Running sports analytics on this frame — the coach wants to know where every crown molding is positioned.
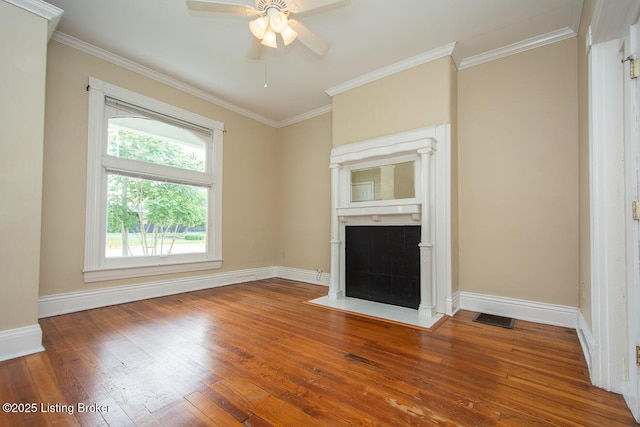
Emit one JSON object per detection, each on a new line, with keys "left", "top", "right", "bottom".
{"left": 325, "top": 42, "right": 458, "bottom": 97}
{"left": 5, "top": 0, "right": 63, "bottom": 39}
{"left": 51, "top": 31, "right": 279, "bottom": 128}
{"left": 51, "top": 5, "right": 583, "bottom": 127}
{"left": 5, "top": 0, "right": 62, "bottom": 22}
{"left": 570, "top": 0, "right": 584, "bottom": 34}
{"left": 590, "top": 0, "right": 640, "bottom": 45}
{"left": 275, "top": 104, "right": 332, "bottom": 128}
{"left": 51, "top": 31, "right": 332, "bottom": 129}
{"left": 458, "top": 27, "right": 576, "bottom": 70}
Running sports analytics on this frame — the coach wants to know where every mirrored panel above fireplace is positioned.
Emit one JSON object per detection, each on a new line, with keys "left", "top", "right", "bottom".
{"left": 350, "top": 161, "right": 414, "bottom": 202}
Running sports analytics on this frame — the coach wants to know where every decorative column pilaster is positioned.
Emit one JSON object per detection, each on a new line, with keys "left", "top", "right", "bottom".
{"left": 418, "top": 147, "right": 436, "bottom": 317}
{"left": 329, "top": 163, "right": 343, "bottom": 299}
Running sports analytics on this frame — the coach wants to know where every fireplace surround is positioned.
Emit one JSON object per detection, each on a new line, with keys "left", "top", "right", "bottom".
{"left": 323, "top": 125, "right": 453, "bottom": 323}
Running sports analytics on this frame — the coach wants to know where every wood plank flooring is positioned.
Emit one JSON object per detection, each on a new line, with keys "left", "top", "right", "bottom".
{"left": 0, "top": 279, "right": 636, "bottom": 426}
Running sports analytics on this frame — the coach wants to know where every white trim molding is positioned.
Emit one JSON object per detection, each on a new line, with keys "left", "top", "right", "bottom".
{"left": 458, "top": 27, "right": 577, "bottom": 70}
{"left": 51, "top": 31, "right": 331, "bottom": 129}
{"left": 326, "top": 43, "right": 458, "bottom": 97}
{"left": 5, "top": 0, "right": 63, "bottom": 39}
{"left": 52, "top": 32, "right": 279, "bottom": 128}
{"left": 39, "top": 266, "right": 331, "bottom": 319}
{"left": 275, "top": 266, "right": 331, "bottom": 286}
{"left": 588, "top": 38, "right": 627, "bottom": 394}
{"left": 446, "top": 291, "right": 461, "bottom": 316}
{"left": 39, "top": 267, "right": 277, "bottom": 318}
{"left": 577, "top": 310, "right": 595, "bottom": 373}
{"left": 275, "top": 105, "right": 332, "bottom": 128}
{"left": 591, "top": 0, "right": 640, "bottom": 45}
{"left": 459, "top": 291, "right": 577, "bottom": 328}
{"left": 40, "top": 266, "right": 336, "bottom": 319}
{"left": 0, "top": 324, "right": 45, "bottom": 362}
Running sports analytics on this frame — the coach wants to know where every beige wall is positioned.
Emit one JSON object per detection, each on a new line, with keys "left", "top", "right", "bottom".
{"left": 0, "top": 2, "right": 48, "bottom": 331}
{"left": 40, "top": 41, "right": 279, "bottom": 296}
{"left": 275, "top": 114, "right": 332, "bottom": 272}
{"left": 458, "top": 38, "right": 579, "bottom": 306}
{"left": 332, "top": 57, "right": 457, "bottom": 147}
{"left": 578, "top": 0, "right": 596, "bottom": 330}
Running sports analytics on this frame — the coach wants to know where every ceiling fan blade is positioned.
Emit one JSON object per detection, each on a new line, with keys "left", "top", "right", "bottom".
{"left": 292, "top": 0, "right": 350, "bottom": 17}
{"left": 186, "top": 0, "right": 259, "bottom": 16}
{"left": 290, "top": 20, "right": 329, "bottom": 56}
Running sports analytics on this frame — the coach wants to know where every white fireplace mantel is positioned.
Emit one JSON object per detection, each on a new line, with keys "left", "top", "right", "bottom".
{"left": 328, "top": 125, "right": 453, "bottom": 319}
{"left": 337, "top": 203, "right": 422, "bottom": 223}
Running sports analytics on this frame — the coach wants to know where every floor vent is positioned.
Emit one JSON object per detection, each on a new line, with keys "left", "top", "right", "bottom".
{"left": 473, "top": 313, "right": 515, "bottom": 329}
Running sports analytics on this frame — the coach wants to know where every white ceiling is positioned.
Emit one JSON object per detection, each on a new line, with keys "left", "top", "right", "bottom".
{"left": 46, "top": 0, "right": 583, "bottom": 127}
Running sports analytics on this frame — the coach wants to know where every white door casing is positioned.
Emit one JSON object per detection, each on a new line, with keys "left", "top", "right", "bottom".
{"left": 623, "top": 16, "right": 640, "bottom": 423}
{"left": 589, "top": 1, "right": 640, "bottom": 420}
{"left": 589, "top": 36, "right": 627, "bottom": 394}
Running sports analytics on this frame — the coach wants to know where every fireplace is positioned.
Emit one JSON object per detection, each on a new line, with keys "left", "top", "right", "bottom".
{"left": 322, "top": 125, "right": 454, "bottom": 323}
{"left": 345, "top": 225, "right": 421, "bottom": 309}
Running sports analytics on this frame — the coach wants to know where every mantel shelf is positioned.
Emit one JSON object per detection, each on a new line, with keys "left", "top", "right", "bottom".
{"left": 337, "top": 204, "right": 421, "bottom": 218}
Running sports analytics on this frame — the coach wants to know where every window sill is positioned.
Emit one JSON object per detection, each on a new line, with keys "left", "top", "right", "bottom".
{"left": 84, "top": 259, "right": 223, "bottom": 283}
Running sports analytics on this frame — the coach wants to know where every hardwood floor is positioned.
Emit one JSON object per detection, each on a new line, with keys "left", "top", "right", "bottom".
{"left": 0, "top": 279, "right": 636, "bottom": 426}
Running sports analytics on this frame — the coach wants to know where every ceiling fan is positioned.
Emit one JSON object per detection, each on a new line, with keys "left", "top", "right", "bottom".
{"left": 186, "top": 0, "right": 349, "bottom": 56}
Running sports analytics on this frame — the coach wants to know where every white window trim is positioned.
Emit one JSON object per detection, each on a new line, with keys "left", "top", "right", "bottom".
{"left": 84, "top": 77, "right": 224, "bottom": 282}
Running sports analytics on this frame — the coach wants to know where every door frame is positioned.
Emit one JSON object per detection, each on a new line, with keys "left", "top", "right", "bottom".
{"left": 588, "top": 1, "right": 640, "bottom": 421}
{"left": 623, "top": 17, "right": 640, "bottom": 423}
{"left": 588, "top": 35, "right": 627, "bottom": 395}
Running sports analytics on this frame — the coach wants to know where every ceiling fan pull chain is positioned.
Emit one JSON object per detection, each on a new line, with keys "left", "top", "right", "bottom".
{"left": 264, "top": 61, "right": 268, "bottom": 88}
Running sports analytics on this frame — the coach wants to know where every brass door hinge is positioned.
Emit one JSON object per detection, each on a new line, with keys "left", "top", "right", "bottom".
{"left": 622, "top": 56, "right": 639, "bottom": 79}
{"left": 636, "top": 346, "right": 640, "bottom": 366}
{"left": 633, "top": 201, "right": 640, "bottom": 220}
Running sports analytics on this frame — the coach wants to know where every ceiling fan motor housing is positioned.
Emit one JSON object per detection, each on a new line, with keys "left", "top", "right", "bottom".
{"left": 255, "top": 0, "right": 291, "bottom": 14}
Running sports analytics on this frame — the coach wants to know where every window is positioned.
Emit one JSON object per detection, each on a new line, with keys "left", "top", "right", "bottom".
{"left": 84, "top": 77, "right": 223, "bottom": 282}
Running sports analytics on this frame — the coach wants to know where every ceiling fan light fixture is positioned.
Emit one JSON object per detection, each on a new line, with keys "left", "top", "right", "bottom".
{"left": 269, "top": 10, "right": 288, "bottom": 33}
{"left": 249, "top": 16, "right": 268, "bottom": 39}
{"left": 187, "top": 0, "right": 335, "bottom": 55}
{"left": 261, "top": 28, "right": 277, "bottom": 48}
{"left": 281, "top": 25, "right": 297, "bottom": 45}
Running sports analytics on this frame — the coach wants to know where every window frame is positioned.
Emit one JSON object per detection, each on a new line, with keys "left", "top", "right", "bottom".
{"left": 84, "top": 77, "right": 223, "bottom": 282}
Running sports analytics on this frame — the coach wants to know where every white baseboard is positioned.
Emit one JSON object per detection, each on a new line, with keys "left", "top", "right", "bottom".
{"left": 459, "top": 291, "right": 577, "bottom": 328}
{"left": 39, "top": 266, "right": 277, "bottom": 318}
{"left": 446, "top": 291, "right": 461, "bottom": 316}
{"left": 38, "top": 266, "right": 332, "bottom": 319}
{"left": 576, "top": 309, "right": 594, "bottom": 372}
{"left": 0, "top": 324, "right": 44, "bottom": 362}
{"left": 38, "top": 271, "right": 578, "bottom": 330}
{"left": 275, "top": 266, "right": 331, "bottom": 286}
